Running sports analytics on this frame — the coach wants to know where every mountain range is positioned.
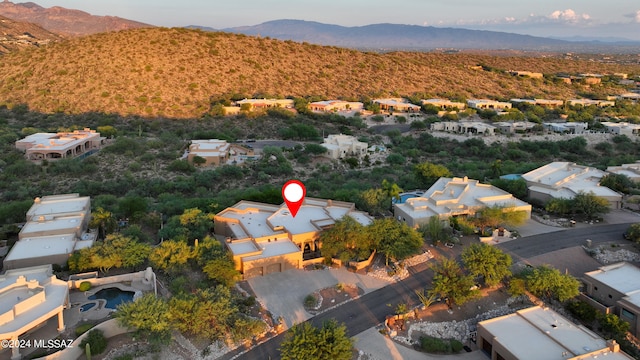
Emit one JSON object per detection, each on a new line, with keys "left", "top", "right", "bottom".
{"left": 0, "top": 27, "right": 634, "bottom": 119}
{"left": 216, "top": 20, "right": 640, "bottom": 52}
{"left": 0, "top": 1, "right": 150, "bottom": 37}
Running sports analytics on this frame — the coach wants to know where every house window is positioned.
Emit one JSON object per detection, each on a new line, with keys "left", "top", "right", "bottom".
{"left": 622, "top": 308, "right": 636, "bottom": 320}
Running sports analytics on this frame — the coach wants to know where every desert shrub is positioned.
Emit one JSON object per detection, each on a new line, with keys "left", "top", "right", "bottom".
{"left": 566, "top": 300, "right": 598, "bottom": 323}
{"left": 75, "top": 323, "right": 95, "bottom": 336}
{"left": 450, "top": 339, "right": 463, "bottom": 353}
{"left": 80, "top": 329, "right": 107, "bottom": 354}
{"left": 420, "top": 336, "right": 449, "bottom": 353}
{"left": 304, "top": 294, "right": 317, "bottom": 308}
{"left": 78, "top": 281, "right": 92, "bottom": 292}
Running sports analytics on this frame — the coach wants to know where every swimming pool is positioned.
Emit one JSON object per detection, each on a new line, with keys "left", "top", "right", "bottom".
{"left": 79, "top": 302, "right": 96, "bottom": 312}
{"left": 392, "top": 191, "right": 425, "bottom": 204}
{"left": 88, "top": 287, "right": 134, "bottom": 309}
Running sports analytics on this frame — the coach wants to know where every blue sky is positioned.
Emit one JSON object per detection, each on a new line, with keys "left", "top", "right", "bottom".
{"left": 29, "top": 0, "right": 640, "bottom": 40}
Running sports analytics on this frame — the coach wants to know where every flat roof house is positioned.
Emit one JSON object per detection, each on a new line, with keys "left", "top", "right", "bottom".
{"left": 3, "top": 194, "right": 95, "bottom": 270}
{"left": 309, "top": 100, "right": 363, "bottom": 113}
{"left": 214, "top": 198, "right": 373, "bottom": 279}
{"left": 600, "top": 122, "right": 640, "bottom": 137}
{"left": 542, "top": 122, "right": 588, "bottom": 134}
{"left": 607, "top": 162, "right": 640, "bottom": 182}
{"left": 567, "top": 99, "right": 615, "bottom": 107}
{"left": 0, "top": 265, "right": 69, "bottom": 360}
{"left": 186, "top": 139, "right": 256, "bottom": 167}
{"left": 430, "top": 121, "right": 496, "bottom": 135}
{"left": 15, "top": 128, "right": 105, "bottom": 162}
{"left": 235, "top": 98, "right": 295, "bottom": 111}
{"left": 393, "top": 177, "right": 531, "bottom": 228}
{"left": 522, "top": 162, "right": 622, "bottom": 209}
{"left": 420, "top": 98, "right": 467, "bottom": 110}
{"left": 507, "top": 70, "right": 544, "bottom": 79}
{"left": 582, "top": 262, "right": 640, "bottom": 337}
{"left": 510, "top": 98, "right": 564, "bottom": 108}
{"left": 467, "top": 99, "right": 512, "bottom": 111}
{"left": 372, "top": 98, "right": 421, "bottom": 113}
{"left": 493, "top": 121, "right": 537, "bottom": 134}
{"left": 478, "top": 306, "right": 633, "bottom": 360}
{"left": 321, "top": 134, "right": 368, "bottom": 159}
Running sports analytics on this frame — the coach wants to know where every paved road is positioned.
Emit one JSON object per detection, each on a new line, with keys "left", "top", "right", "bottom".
{"left": 497, "top": 222, "right": 631, "bottom": 260}
{"left": 237, "top": 222, "right": 632, "bottom": 359}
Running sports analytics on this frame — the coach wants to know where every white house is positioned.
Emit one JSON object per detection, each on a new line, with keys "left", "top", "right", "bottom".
{"left": 522, "top": 162, "right": 622, "bottom": 208}
{"left": 420, "top": 98, "right": 466, "bottom": 110}
{"left": 467, "top": 99, "right": 512, "bottom": 110}
{"left": 601, "top": 122, "right": 640, "bottom": 136}
{"left": 321, "top": 134, "right": 368, "bottom": 159}
{"left": 542, "top": 122, "right": 588, "bottom": 134}
{"left": 393, "top": 177, "right": 531, "bottom": 228}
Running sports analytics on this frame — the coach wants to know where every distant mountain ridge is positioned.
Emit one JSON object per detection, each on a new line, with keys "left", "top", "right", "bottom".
{"left": 211, "top": 19, "right": 640, "bottom": 52}
{"left": 0, "top": 1, "right": 151, "bottom": 37}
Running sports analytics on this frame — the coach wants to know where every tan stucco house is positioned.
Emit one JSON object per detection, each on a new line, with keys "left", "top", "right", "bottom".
{"left": 214, "top": 198, "right": 372, "bottom": 279}
{"left": 15, "top": 129, "right": 105, "bottom": 162}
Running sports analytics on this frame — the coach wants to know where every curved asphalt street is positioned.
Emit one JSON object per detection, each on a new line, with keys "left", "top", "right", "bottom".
{"left": 235, "top": 222, "right": 632, "bottom": 360}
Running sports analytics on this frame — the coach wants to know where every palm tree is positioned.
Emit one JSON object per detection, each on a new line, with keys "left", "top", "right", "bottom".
{"left": 90, "top": 207, "right": 116, "bottom": 240}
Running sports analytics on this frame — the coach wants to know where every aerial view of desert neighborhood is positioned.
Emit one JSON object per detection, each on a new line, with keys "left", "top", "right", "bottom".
{"left": 1, "top": 1, "right": 640, "bottom": 360}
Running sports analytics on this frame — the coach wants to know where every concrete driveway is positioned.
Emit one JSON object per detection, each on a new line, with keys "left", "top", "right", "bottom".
{"left": 248, "top": 268, "right": 391, "bottom": 328}
{"left": 353, "top": 327, "right": 487, "bottom": 360}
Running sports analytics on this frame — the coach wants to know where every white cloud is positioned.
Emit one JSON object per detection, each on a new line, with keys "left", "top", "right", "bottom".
{"left": 548, "top": 9, "right": 590, "bottom": 23}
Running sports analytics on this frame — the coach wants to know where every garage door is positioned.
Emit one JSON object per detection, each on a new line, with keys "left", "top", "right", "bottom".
{"left": 244, "top": 267, "right": 263, "bottom": 279}
{"left": 265, "top": 263, "right": 282, "bottom": 275}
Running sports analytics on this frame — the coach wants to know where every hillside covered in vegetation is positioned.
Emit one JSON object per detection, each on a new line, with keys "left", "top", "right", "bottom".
{"left": 0, "top": 27, "right": 635, "bottom": 119}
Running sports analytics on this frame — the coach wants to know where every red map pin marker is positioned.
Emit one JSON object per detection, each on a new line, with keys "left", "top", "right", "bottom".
{"left": 282, "top": 180, "right": 306, "bottom": 218}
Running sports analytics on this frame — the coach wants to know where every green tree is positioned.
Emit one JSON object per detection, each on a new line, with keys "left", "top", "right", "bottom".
{"left": 115, "top": 293, "right": 171, "bottom": 341}
{"left": 462, "top": 243, "right": 512, "bottom": 287}
{"left": 89, "top": 207, "right": 117, "bottom": 240}
{"left": 358, "top": 188, "right": 388, "bottom": 216}
{"left": 490, "top": 179, "right": 528, "bottom": 200}
{"left": 304, "top": 143, "right": 327, "bottom": 155}
{"left": 320, "top": 216, "right": 372, "bottom": 263}
{"left": 525, "top": 265, "right": 580, "bottom": 302}
{"left": 414, "top": 162, "right": 452, "bottom": 187}
{"left": 168, "top": 287, "right": 237, "bottom": 340}
{"left": 429, "top": 258, "right": 479, "bottom": 308}
{"left": 118, "top": 196, "right": 148, "bottom": 219}
{"left": 203, "top": 257, "right": 240, "bottom": 287}
{"left": 625, "top": 223, "right": 640, "bottom": 243}
{"left": 280, "top": 320, "right": 353, "bottom": 360}
{"left": 598, "top": 313, "right": 630, "bottom": 340}
{"left": 545, "top": 198, "right": 573, "bottom": 216}
{"left": 192, "top": 155, "right": 207, "bottom": 167}
{"left": 97, "top": 125, "right": 117, "bottom": 138}
{"left": 600, "top": 173, "right": 635, "bottom": 194}
{"left": 368, "top": 218, "right": 423, "bottom": 265}
{"left": 381, "top": 179, "right": 403, "bottom": 202}
{"left": 419, "top": 216, "right": 449, "bottom": 245}
{"left": 178, "top": 208, "right": 213, "bottom": 241}
{"left": 149, "top": 240, "right": 195, "bottom": 273}
{"left": 572, "top": 191, "right": 610, "bottom": 220}
{"left": 475, "top": 205, "right": 528, "bottom": 232}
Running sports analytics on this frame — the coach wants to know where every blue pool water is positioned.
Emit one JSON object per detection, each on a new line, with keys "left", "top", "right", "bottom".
{"left": 88, "top": 288, "right": 134, "bottom": 309}
{"left": 79, "top": 303, "right": 96, "bottom": 312}
{"left": 392, "top": 192, "right": 425, "bottom": 204}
